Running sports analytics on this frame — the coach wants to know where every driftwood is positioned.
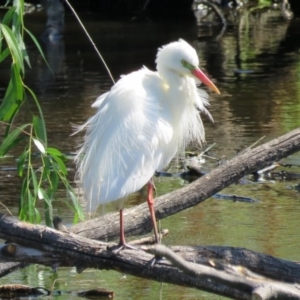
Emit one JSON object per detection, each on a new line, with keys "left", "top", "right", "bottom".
{"left": 71, "top": 127, "right": 300, "bottom": 241}
{"left": 0, "top": 284, "right": 49, "bottom": 298}
{"left": 0, "top": 261, "right": 28, "bottom": 278}
{"left": 0, "top": 283, "right": 114, "bottom": 299}
{"left": 1, "top": 128, "right": 300, "bottom": 299}
{"left": 0, "top": 214, "right": 300, "bottom": 299}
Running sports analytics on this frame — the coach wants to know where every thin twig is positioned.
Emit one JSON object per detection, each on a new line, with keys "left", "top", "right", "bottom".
{"left": 64, "top": 0, "right": 115, "bottom": 84}
{"left": 198, "top": 142, "right": 216, "bottom": 157}
{"left": 242, "top": 136, "right": 266, "bottom": 153}
{"left": 0, "top": 202, "right": 13, "bottom": 216}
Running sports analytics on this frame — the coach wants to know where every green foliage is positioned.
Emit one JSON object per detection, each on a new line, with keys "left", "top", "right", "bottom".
{"left": 250, "top": 0, "right": 272, "bottom": 11}
{"left": 0, "top": 0, "right": 84, "bottom": 226}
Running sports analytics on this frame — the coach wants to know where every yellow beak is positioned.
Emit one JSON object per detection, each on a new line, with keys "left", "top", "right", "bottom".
{"left": 192, "top": 67, "right": 220, "bottom": 94}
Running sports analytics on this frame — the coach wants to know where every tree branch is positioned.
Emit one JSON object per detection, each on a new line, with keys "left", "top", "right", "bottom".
{"left": 0, "top": 214, "right": 300, "bottom": 299}
{"left": 71, "top": 127, "right": 300, "bottom": 241}
{"left": 1, "top": 129, "right": 300, "bottom": 299}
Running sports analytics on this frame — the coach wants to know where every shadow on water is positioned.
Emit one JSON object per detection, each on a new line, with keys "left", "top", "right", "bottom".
{"left": 1, "top": 3, "right": 300, "bottom": 299}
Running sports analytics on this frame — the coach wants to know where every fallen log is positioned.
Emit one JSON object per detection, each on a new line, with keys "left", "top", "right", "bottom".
{"left": 71, "top": 127, "right": 300, "bottom": 241}
{"left": 0, "top": 284, "right": 114, "bottom": 299}
{"left": 0, "top": 214, "right": 300, "bottom": 299}
{"left": 0, "top": 284, "right": 49, "bottom": 298}
{"left": 146, "top": 244, "right": 300, "bottom": 300}
{"left": 0, "top": 261, "right": 28, "bottom": 278}
{"left": 1, "top": 128, "right": 300, "bottom": 298}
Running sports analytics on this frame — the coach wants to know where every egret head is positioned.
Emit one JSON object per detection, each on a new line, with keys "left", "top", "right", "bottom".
{"left": 156, "top": 39, "right": 220, "bottom": 94}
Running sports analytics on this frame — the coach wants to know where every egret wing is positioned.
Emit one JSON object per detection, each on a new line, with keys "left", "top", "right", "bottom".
{"left": 76, "top": 68, "right": 174, "bottom": 211}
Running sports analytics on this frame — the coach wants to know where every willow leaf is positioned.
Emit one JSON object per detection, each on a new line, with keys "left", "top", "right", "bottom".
{"left": 0, "top": 124, "right": 29, "bottom": 157}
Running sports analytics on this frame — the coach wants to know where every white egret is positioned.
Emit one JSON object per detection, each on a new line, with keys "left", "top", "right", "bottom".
{"left": 75, "top": 39, "right": 220, "bottom": 247}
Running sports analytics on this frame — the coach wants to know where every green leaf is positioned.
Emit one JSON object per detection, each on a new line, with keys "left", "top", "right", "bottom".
{"left": 33, "top": 138, "right": 46, "bottom": 154}
{"left": 0, "top": 124, "right": 29, "bottom": 157}
{"left": 49, "top": 170, "right": 59, "bottom": 191}
{"left": 51, "top": 154, "right": 67, "bottom": 175}
{"left": 11, "top": 63, "right": 23, "bottom": 100}
{"left": 18, "top": 38, "right": 31, "bottom": 68}
{"left": 27, "top": 189, "right": 34, "bottom": 222}
{"left": 42, "top": 156, "right": 51, "bottom": 179}
{"left": 0, "top": 80, "right": 19, "bottom": 122}
{"left": 25, "top": 28, "right": 49, "bottom": 71}
{"left": 0, "top": 47, "right": 10, "bottom": 63}
{"left": 13, "top": 0, "right": 24, "bottom": 22}
{"left": 32, "top": 115, "right": 46, "bottom": 144}
{"left": 47, "top": 147, "right": 63, "bottom": 157}
{"left": 0, "top": 24, "right": 24, "bottom": 74}
{"left": 37, "top": 187, "right": 44, "bottom": 200}
{"left": 26, "top": 87, "right": 47, "bottom": 145}
{"left": 22, "top": 47, "right": 31, "bottom": 68}
{"left": 30, "top": 167, "right": 38, "bottom": 198}
{"left": 17, "top": 149, "right": 28, "bottom": 177}
{"left": 34, "top": 208, "right": 41, "bottom": 224}
{"left": 41, "top": 188, "right": 52, "bottom": 205}
{"left": 3, "top": 104, "right": 23, "bottom": 138}
{"left": 12, "top": 0, "right": 24, "bottom": 37}
{"left": 39, "top": 187, "right": 53, "bottom": 227}
{"left": 68, "top": 189, "right": 84, "bottom": 222}
{"left": 19, "top": 177, "right": 27, "bottom": 215}
{"left": 2, "top": 6, "right": 16, "bottom": 25}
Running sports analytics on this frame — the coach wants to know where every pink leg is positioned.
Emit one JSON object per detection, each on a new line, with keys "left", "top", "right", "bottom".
{"left": 147, "top": 181, "right": 159, "bottom": 243}
{"left": 114, "top": 209, "right": 136, "bottom": 252}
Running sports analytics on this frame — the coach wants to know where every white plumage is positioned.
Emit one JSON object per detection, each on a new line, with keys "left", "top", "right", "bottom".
{"left": 75, "top": 39, "right": 220, "bottom": 246}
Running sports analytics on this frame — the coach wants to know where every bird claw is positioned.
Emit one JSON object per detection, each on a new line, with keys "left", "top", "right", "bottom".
{"left": 111, "top": 243, "right": 138, "bottom": 254}
{"left": 147, "top": 255, "right": 163, "bottom": 268}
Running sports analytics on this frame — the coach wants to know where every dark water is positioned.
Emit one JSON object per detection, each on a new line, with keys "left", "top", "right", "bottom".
{"left": 1, "top": 5, "right": 300, "bottom": 300}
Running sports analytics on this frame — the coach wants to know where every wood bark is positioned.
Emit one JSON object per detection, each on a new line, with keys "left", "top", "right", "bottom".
{"left": 0, "top": 261, "right": 28, "bottom": 278}
{"left": 1, "top": 128, "right": 300, "bottom": 299}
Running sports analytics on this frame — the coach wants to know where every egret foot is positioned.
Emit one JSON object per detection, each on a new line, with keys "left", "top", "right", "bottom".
{"left": 147, "top": 255, "right": 164, "bottom": 268}
{"left": 140, "top": 244, "right": 164, "bottom": 267}
{"left": 112, "top": 243, "right": 138, "bottom": 254}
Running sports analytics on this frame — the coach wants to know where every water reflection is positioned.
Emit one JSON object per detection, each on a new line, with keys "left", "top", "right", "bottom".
{"left": 1, "top": 4, "right": 300, "bottom": 300}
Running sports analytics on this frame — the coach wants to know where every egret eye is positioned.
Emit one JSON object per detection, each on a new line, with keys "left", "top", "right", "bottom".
{"left": 181, "top": 59, "right": 188, "bottom": 67}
